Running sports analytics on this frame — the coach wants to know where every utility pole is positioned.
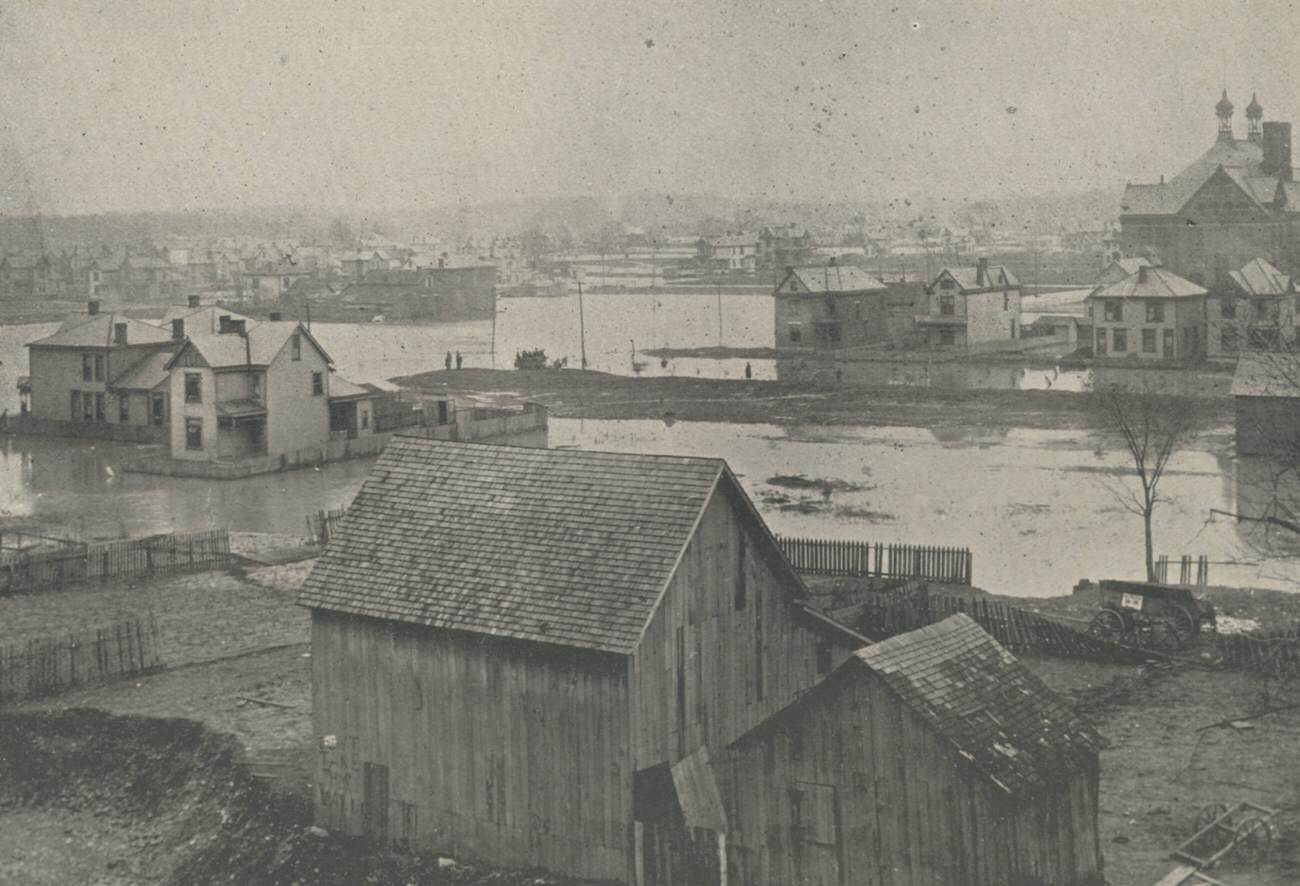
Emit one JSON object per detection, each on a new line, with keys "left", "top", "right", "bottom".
{"left": 715, "top": 281, "right": 724, "bottom": 347}
{"left": 490, "top": 290, "right": 497, "bottom": 369}
{"left": 577, "top": 279, "right": 588, "bottom": 369}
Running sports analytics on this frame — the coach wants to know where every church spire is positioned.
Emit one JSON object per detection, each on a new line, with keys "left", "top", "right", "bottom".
{"left": 1246, "top": 92, "right": 1264, "bottom": 142}
{"left": 1217, "top": 89, "right": 1235, "bottom": 141}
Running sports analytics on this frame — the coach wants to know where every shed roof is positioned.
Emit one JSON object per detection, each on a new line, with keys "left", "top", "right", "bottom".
{"left": 1231, "top": 353, "right": 1300, "bottom": 398}
{"left": 297, "top": 438, "right": 800, "bottom": 655}
{"left": 785, "top": 265, "right": 886, "bottom": 295}
{"left": 854, "top": 614, "right": 1099, "bottom": 796}
{"left": 1089, "top": 266, "right": 1206, "bottom": 300}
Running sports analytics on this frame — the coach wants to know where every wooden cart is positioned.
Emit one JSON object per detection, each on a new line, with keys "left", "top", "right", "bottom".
{"left": 1088, "top": 580, "right": 1216, "bottom": 650}
{"left": 1154, "top": 801, "right": 1275, "bottom": 885}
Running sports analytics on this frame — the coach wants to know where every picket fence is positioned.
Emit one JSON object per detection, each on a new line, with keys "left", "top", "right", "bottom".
{"left": 306, "top": 509, "right": 348, "bottom": 547}
{"left": 0, "top": 530, "right": 231, "bottom": 594}
{"left": 0, "top": 615, "right": 162, "bottom": 702}
{"left": 778, "top": 536, "right": 973, "bottom": 585}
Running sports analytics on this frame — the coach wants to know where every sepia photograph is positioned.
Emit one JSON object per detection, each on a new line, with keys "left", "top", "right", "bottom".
{"left": 2, "top": 1, "right": 1300, "bottom": 883}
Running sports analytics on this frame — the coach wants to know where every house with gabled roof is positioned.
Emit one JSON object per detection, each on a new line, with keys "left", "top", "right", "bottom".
{"left": 297, "top": 441, "right": 1101, "bottom": 885}
{"left": 918, "top": 258, "right": 1022, "bottom": 347}
{"left": 1086, "top": 265, "right": 1208, "bottom": 360}
{"left": 1207, "top": 257, "right": 1298, "bottom": 357}
{"left": 773, "top": 261, "right": 889, "bottom": 348}
{"left": 724, "top": 614, "right": 1101, "bottom": 886}
{"left": 298, "top": 439, "right": 867, "bottom": 883}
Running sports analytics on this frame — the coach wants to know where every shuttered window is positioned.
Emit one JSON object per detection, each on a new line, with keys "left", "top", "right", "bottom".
{"left": 792, "top": 782, "right": 838, "bottom": 847}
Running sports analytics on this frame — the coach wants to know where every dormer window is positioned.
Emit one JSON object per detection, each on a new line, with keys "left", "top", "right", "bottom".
{"left": 939, "top": 277, "right": 955, "bottom": 290}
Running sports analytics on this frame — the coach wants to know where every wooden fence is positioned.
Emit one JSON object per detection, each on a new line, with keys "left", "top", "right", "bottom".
{"left": 1211, "top": 628, "right": 1300, "bottom": 678}
{"left": 306, "top": 509, "right": 348, "bottom": 547}
{"left": 778, "top": 536, "right": 973, "bottom": 585}
{"left": 0, "top": 530, "right": 231, "bottom": 594}
{"left": 0, "top": 615, "right": 162, "bottom": 702}
{"left": 835, "top": 586, "right": 1150, "bottom": 664}
{"left": 1154, "top": 554, "right": 1210, "bottom": 586}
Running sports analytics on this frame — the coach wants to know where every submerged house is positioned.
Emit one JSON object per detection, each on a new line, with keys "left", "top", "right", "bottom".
{"left": 298, "top": 440, "right": 1102, "bottom": 886}
{"left": 772, "top": 263, "right": 890, "bottom": 349}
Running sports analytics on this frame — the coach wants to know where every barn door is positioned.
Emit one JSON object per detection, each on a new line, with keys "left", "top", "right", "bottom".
{"left": 642, "top": 821, "right": 720, "bottom": 886}
{"left": 792, "top": 782, "right": 842, "bottom": 886}
{"left": 362, "top": 762, "right": 389, "bottom": 841}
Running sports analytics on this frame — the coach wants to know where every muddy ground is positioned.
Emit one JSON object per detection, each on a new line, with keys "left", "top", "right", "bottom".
{"left": 393, "top": 368, "right": 1234, "bottom": 432}
{"left": 3, "top": 550, "right": 1300, "bottom": 884}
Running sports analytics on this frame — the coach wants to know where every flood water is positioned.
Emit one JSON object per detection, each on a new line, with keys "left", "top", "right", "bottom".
{"left": 1, "top": 414, "right": 1296, "bottom": 598}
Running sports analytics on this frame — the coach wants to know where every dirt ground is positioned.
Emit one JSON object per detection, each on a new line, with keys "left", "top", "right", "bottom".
{"left": 4, "top": 542, "right": 1300, "bottom": 885}
{"left": 393, "top": 367, "right": 1235, "bottom": 432}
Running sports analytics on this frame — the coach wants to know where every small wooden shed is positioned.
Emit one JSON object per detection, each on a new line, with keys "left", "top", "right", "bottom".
{"left": 722, "top": 614, "right": 1103, "bottom": 886}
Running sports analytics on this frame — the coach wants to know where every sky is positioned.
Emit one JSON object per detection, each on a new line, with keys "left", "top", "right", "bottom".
{"left": 1, "top": 0, "right": 1299, "bottom": 216}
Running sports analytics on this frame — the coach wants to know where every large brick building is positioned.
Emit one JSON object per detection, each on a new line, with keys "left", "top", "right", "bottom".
{"left": 1120, "top": 92, "right": 1300, "bottom": 285}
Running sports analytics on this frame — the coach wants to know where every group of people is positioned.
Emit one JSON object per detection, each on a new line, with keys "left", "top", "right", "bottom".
{"left": 444, "top": 351, "right": 463, "bottom": 370}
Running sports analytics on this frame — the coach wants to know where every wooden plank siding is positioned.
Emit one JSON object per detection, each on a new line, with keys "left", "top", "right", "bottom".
{"left": 629, "top": 484, "right": 855, "bottom": 772}
{"left": 721, "top": 667, "right": 1102, "bottom": 886}
{"left": 311, "top": 612, "right": 632, "bottom": 881}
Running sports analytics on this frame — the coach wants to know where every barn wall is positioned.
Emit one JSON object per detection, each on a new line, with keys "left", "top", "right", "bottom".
{"left": 721, "top": 668, "right": 1102, "bottom": 886}
{"left": 311, "top": 612, "right": 633, "bottom": 882}
{"left": 630, "top": 483, "right": 852, "bottom": 771}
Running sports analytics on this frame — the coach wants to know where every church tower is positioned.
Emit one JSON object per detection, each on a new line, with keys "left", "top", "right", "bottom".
{"left": 1246, "top": 92, "right": 1264, "bottom": 143}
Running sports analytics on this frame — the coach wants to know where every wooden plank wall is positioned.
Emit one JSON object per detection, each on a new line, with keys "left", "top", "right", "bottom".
{"left": 0, "top": 615, "right": 163, "bottom": 702}
{"left": 719, "top": 669, "right": 1102, "bottom": 886}
{"left": 311, "top": 613, "right": 632, "bottom": 882}
{"left": 630, "top": 486, "right": 856, "bottom": 772}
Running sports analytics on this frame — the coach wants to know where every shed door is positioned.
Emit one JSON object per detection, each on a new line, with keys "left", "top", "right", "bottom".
{"left": 362, "top": 762, "right": 389, "bottom": 841}
{"left": 792, "top": 782, "right": 842, "bottom": 886}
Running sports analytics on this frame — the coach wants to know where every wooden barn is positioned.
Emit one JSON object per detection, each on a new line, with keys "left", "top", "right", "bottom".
{"left": 297, "top": 437, "right": 865, "bottom": 883}
{"left": 297, "top": 437, "right": 1101, "bottom": 886}
{"left": 724, "top": 614, "right": 1102, "bottom": 886}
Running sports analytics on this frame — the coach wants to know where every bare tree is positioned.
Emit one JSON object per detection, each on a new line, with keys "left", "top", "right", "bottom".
{"left": 1097, "top": 387, "right": 1195, "bottom": 581}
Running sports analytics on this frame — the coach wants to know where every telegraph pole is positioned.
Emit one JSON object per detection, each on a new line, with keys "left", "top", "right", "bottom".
{"left": 577, "top": 279, "right": 588, "bottom": 369}
{"left": 715, "top": 281, "right": 724, "bottom": 346}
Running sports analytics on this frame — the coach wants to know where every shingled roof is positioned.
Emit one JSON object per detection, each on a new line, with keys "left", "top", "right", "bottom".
{"left": 784, "top": 265, "right": 886, "bottom": 295}
{"left": 1120, "top": 138, "right": 1268, "bottom": 216}
{"left": 1089, "top": 266, "right": 1206, "bottom": 300}
{"left": 298, "top": 439, "right": 801, "bottom": 654}
{"left": 854, "top": 614, "right": 1099, "bottom": 796}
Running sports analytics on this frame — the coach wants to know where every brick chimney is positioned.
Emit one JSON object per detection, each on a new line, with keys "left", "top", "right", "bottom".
{"left": 218, "top": 314, "right": 233, "bottom": 333}
{"left": 976, "top": 257, "right": 989, "bottom": 287}
{"left": 113, "top": 322, "right": 127, "bottom": 345}
{"left": 1263, "top": 121, "right": 1293, "bottom": 181}
{"left": 87, "top": 299, "right": 100, "bottom": 316}
{"left": 171, "top": 319, "right": 184, "bottom": 340}
{"left": 269, "top": 311, "right": 283, "bottom": 321}
{"left": 1138, "top": 265, "right": 1150, "bottom": 283}
{"left": 187, "top": 294, "right": 201, "bottom": 308}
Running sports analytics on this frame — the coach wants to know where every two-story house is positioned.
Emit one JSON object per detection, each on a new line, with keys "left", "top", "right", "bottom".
{"left": 242, "top": 258, "right": 312, "bottom": 303}
{"left": 164, "top": 319, "right": 337, "bottom": 461}
{"left": 772, "top": 262, "right": 889, "bottom": 348}
{"left": 917, "top": 258, "right": 1022, "bottom": 347}
{"left": 1206, "top": 257, "right": 1297, "bottom": 357}
{"left": 1086, "top": 264, "right": 1208, "bottom": 360}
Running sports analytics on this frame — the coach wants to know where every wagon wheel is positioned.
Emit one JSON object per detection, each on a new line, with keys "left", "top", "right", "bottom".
{"left": 1151, "top": 617, "right": 1191, "bottom": 651}
{"left": 1234, "top": 816, "right": 1272, "bottom": 863}
{"left": 1089, "top": 609, "right": 1126, "bottom": 643}
{"left": 1170, "top": 607, "right": 1197, "bottom": 645}
{"left": 1193, "top": 801, "right": 1230, "bottom": 834}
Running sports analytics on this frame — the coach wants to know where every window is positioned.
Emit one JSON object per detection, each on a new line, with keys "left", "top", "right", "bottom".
{"left": 151, "top": 393, "right": 165, "bottom": 426}
{"left": 939, "top": 295, "right": 955, "bottom": 315}
{"left": 1095, "top": 329, "right": 1107, "bottom": 355}
{"left": 1003, "top": 292, "right": 1009, "bottom": 311}
{"left": 1146, "top": 301, "right": 1165, "bottom": 323}
{"left": 1104, "top": 300, "right": 1123, "bottom": 322}
{"left": 361, "top": 408, "right": 370, "bottom": 430}
{"left": 854, "top": 301, "right": 862, "bottom": 320}
{"left": 312, "top": 371, "right": 324, "bottom": 396}
{"left": 734, "top": 532, "right": 747, "bottom": 610}
{"left": 788, "top": 323, "right": 802, "bottom": 343}
{"left": 82, "top": 393, "right": 94, "bottom": 422}
{"left": 938, "top": 328, "right": 955, "bottom": 346}
{"left": 94, "top": 355, "right": 104, "bottom": 381}
{"left": 1163, "top": 327, "right": 1175, "bottom": 356}
{"left": 291, "top": 334, "right": 302, "bottom": 361}
{"left": 184, "top": 372, "right": 202, "bottom": 403}
{"left": 1113, "top": 328, "right": 1127, "bottom": 353}
{"left": 94, "top": 392, "right": 105, "bottom": 422}
{"left": 250, "top": 373, "right": 262, "bottom": 400}
{"left": 1142, "top": 328, "right": 1157, "bottom": 353}
{"left": 70, "top": 390, "right": 81, "bottom": 420}
{"left": 939, "top": 277, "right": 955, "bottom": 290}
{"left": 82, "top": 354, "right": 92, "bottom": 381}
{"left": 185, "top": 417, "right": 203, "bottom": 451}
{"left": 118, "top": 394, "right": 130, "bottom": 423}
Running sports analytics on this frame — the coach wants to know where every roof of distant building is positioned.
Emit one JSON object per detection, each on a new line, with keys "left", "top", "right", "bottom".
{"left": 297, "top": 438, "right": 805, "bottom": 655}
{"left": 853, "top": 614, "right": 1099, "bottom": 796}
{"left": 168, "top": 321, "right": 329, "bottom": 369}
{"left": 1090, "top": 266, "right": 1206, "bottom": 299}
{"left": 110, "top": 349, "right": 175, "bottom": 391}
{"left": 1120, "top": 138, "right": 1284, "bottom": 217}
{"left": 28, "top": 314, "right": 175, "bottom": 349}
{"left": 1229, "top": 257, "right": 1292, "bottom": 296}
{"left": 934, "top": 264, "right": 1020, "bottom": 291}
{"left": 783, "top": 265, "right": 887, "bottom": 294}
{"left": 1231, "top": 353, "right": 1300, "bottom": 398}
{"left": 156, "top": 305, "right": 257, "bottom": 335}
